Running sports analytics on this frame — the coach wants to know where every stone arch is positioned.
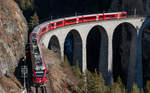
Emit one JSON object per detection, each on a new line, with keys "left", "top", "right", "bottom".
{"left": 64, "top": 29, "right": 82, "bottom": 71}
{"left": 48, "top": 35, "right": 61, "bottom": 54}
{"left": 112, "top": 22, "right": 137, "bottom": 89}
{"left": 86, "top": 25, "right": 108, "bottom": 80}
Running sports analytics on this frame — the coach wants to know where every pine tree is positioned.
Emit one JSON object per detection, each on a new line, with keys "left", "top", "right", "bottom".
{"left": 15, "top": 0, "right": 34, "bottom": 11}
{"left": 140, "top": 89, "right": 144, "bottom": 93}
{"left": 15, "top": 0, "right": 35, "bottom": 22}
{"left": 72, "top": 61, "right": 82, "bottom": 79}
{"left": 117, "top": 77, "right": 126, "bottom": 93}
{"left": 110, "top": 82, "right": 123, "bottom": 93}
{"left": 145, "top": 81, "right": 150, "bottom": 93}
{"left": 109, "top": 77, "right": 126, "bottom": 93}
{"left": 130, "top": 83, "right": 140, "bottom": 93}
{"left": 86, "top": 70, "right": 107, "bottom": 93}
{"left": 29, "top": 12, "right": 39, "bottom": 30}
{"left": 63, "top": 55, "right": 70, "bottom": 68}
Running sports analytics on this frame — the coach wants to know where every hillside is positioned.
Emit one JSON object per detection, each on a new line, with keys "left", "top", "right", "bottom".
{"left": 0, "top": 0, "right": 28, "bottom": 92}
{"left": 41, "top": 44, "right": 82, "bottom": 93}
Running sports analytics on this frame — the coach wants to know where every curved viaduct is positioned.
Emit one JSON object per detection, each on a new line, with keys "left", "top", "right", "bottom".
{"left": 40, "top": 17, "right": 144, "bottom": 88}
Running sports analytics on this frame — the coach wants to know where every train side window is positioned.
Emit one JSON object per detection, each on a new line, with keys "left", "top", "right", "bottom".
{"left": 48, "top": 25, "right": 50, "bottom": 28}
{"left": 99, "top": 15, "right": 103, "bottom": 18}
{"left": 51, "top": 24, "right": 54, "bottom": 27}
{"left": 84, "top": 16, "right": 96, "bottom": 20}
{"left": 56, "top": 21, "right": 63, "bottom": 25}
{"left": 121, "top": 14, "right": 126, "bottom": 17}
{"left": 105, "top": 15, "right": 115, "bottom": 18}
{"left": 65, "top": 19, "right": 76, "bottom": 23}
{"left": 79, "top": 18, "right": 83, "bottom": 21}
{"left": 42, "top": 27, "right": 47, "bottom": 32}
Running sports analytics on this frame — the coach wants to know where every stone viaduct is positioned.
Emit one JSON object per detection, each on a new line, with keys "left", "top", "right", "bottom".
{"left": 40, "top": 17, "right": 144, "bottom": 89}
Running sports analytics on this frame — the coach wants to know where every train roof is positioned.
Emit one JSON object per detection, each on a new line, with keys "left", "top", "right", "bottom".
{"left": 82, "top": 12, "right": 126, "bottom": 17}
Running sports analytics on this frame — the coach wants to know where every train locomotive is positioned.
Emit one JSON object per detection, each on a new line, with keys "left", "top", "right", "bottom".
{"left": 30, "top": 33, "right": 47, "bottom": 87}
{"left": 30, "top": 12, "right": 127, "bottom": 87}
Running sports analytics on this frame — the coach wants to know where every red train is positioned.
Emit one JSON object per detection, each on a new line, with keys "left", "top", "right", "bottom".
{"left": 30, "top": 12, "right": 127, "bottom": 87}
{"left": 38, "top": 12, "right": 127, "bottom": 36}
{"left": 30, "top": 33, "right": 48, "bottom": 87}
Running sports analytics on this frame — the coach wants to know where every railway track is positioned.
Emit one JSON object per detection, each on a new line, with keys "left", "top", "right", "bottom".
{"left": 31, "top": 78, "right": 52, "bottom": 93}
{"left": 33, "top": 86, "right": 47, "bottom": 93}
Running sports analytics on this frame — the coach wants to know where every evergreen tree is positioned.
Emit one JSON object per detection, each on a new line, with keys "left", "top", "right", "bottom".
{"left": 110, "top": 82, "right": 123, "bottom": 93}
{"left": 15, "top": 0, "right": 34, "bottom": 11}
{"left": 117, "top": 77, "right": 126, "bottom": 93}
{"left": 141, "top": 89, "right": 144, "bottom": 93}
{"left": 130, "top": 83, "right": 140, "bottom": 93}
{"left": 145, "top": 81, "right": 150, "bottom": 93}
{"left": 72, "top": 61, "right": 82, "bottom": 78}
{"left": 63, "top": 55, "right": 70, "bottom": 68}
{"left": 86, "top": 70, "right": 107, "bottom": 93}
{"left": 109, "top": 77, "right": 125, "bottom": 93}
{"left": 15, "top": 0, "right": 35, "bottom": 22}
{"left": 29, "top": 12, "right": 39, "bottom": 30}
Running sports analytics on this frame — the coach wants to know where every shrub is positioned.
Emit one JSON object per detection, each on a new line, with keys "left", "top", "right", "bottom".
{"left": 131, "top": 83, "right": 140, "bottom": 93}
{"left": 145, "top": 81, "right": 150, "bottom": 93}
{"left": 29, "top": 12, "right": 39, "bottom": 30}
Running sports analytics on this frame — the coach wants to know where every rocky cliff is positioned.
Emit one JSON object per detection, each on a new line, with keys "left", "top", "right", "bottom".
{"left": 0, "top": 0, "right": 28, "bottom": 92}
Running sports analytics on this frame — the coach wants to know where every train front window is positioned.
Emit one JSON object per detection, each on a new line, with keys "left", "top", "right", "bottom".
{"left": 84, "top": 16, "right": 96, "bottom": 20}
{"left": 36, "top": 70, "right": 44, "bottom": 78}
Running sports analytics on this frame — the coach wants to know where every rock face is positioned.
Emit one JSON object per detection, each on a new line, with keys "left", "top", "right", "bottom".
{"left": 0, "top": 0, "right": 28, "bottom": 92}
{"left": 0, "top": 0, "right": 27, "bottom": 75}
